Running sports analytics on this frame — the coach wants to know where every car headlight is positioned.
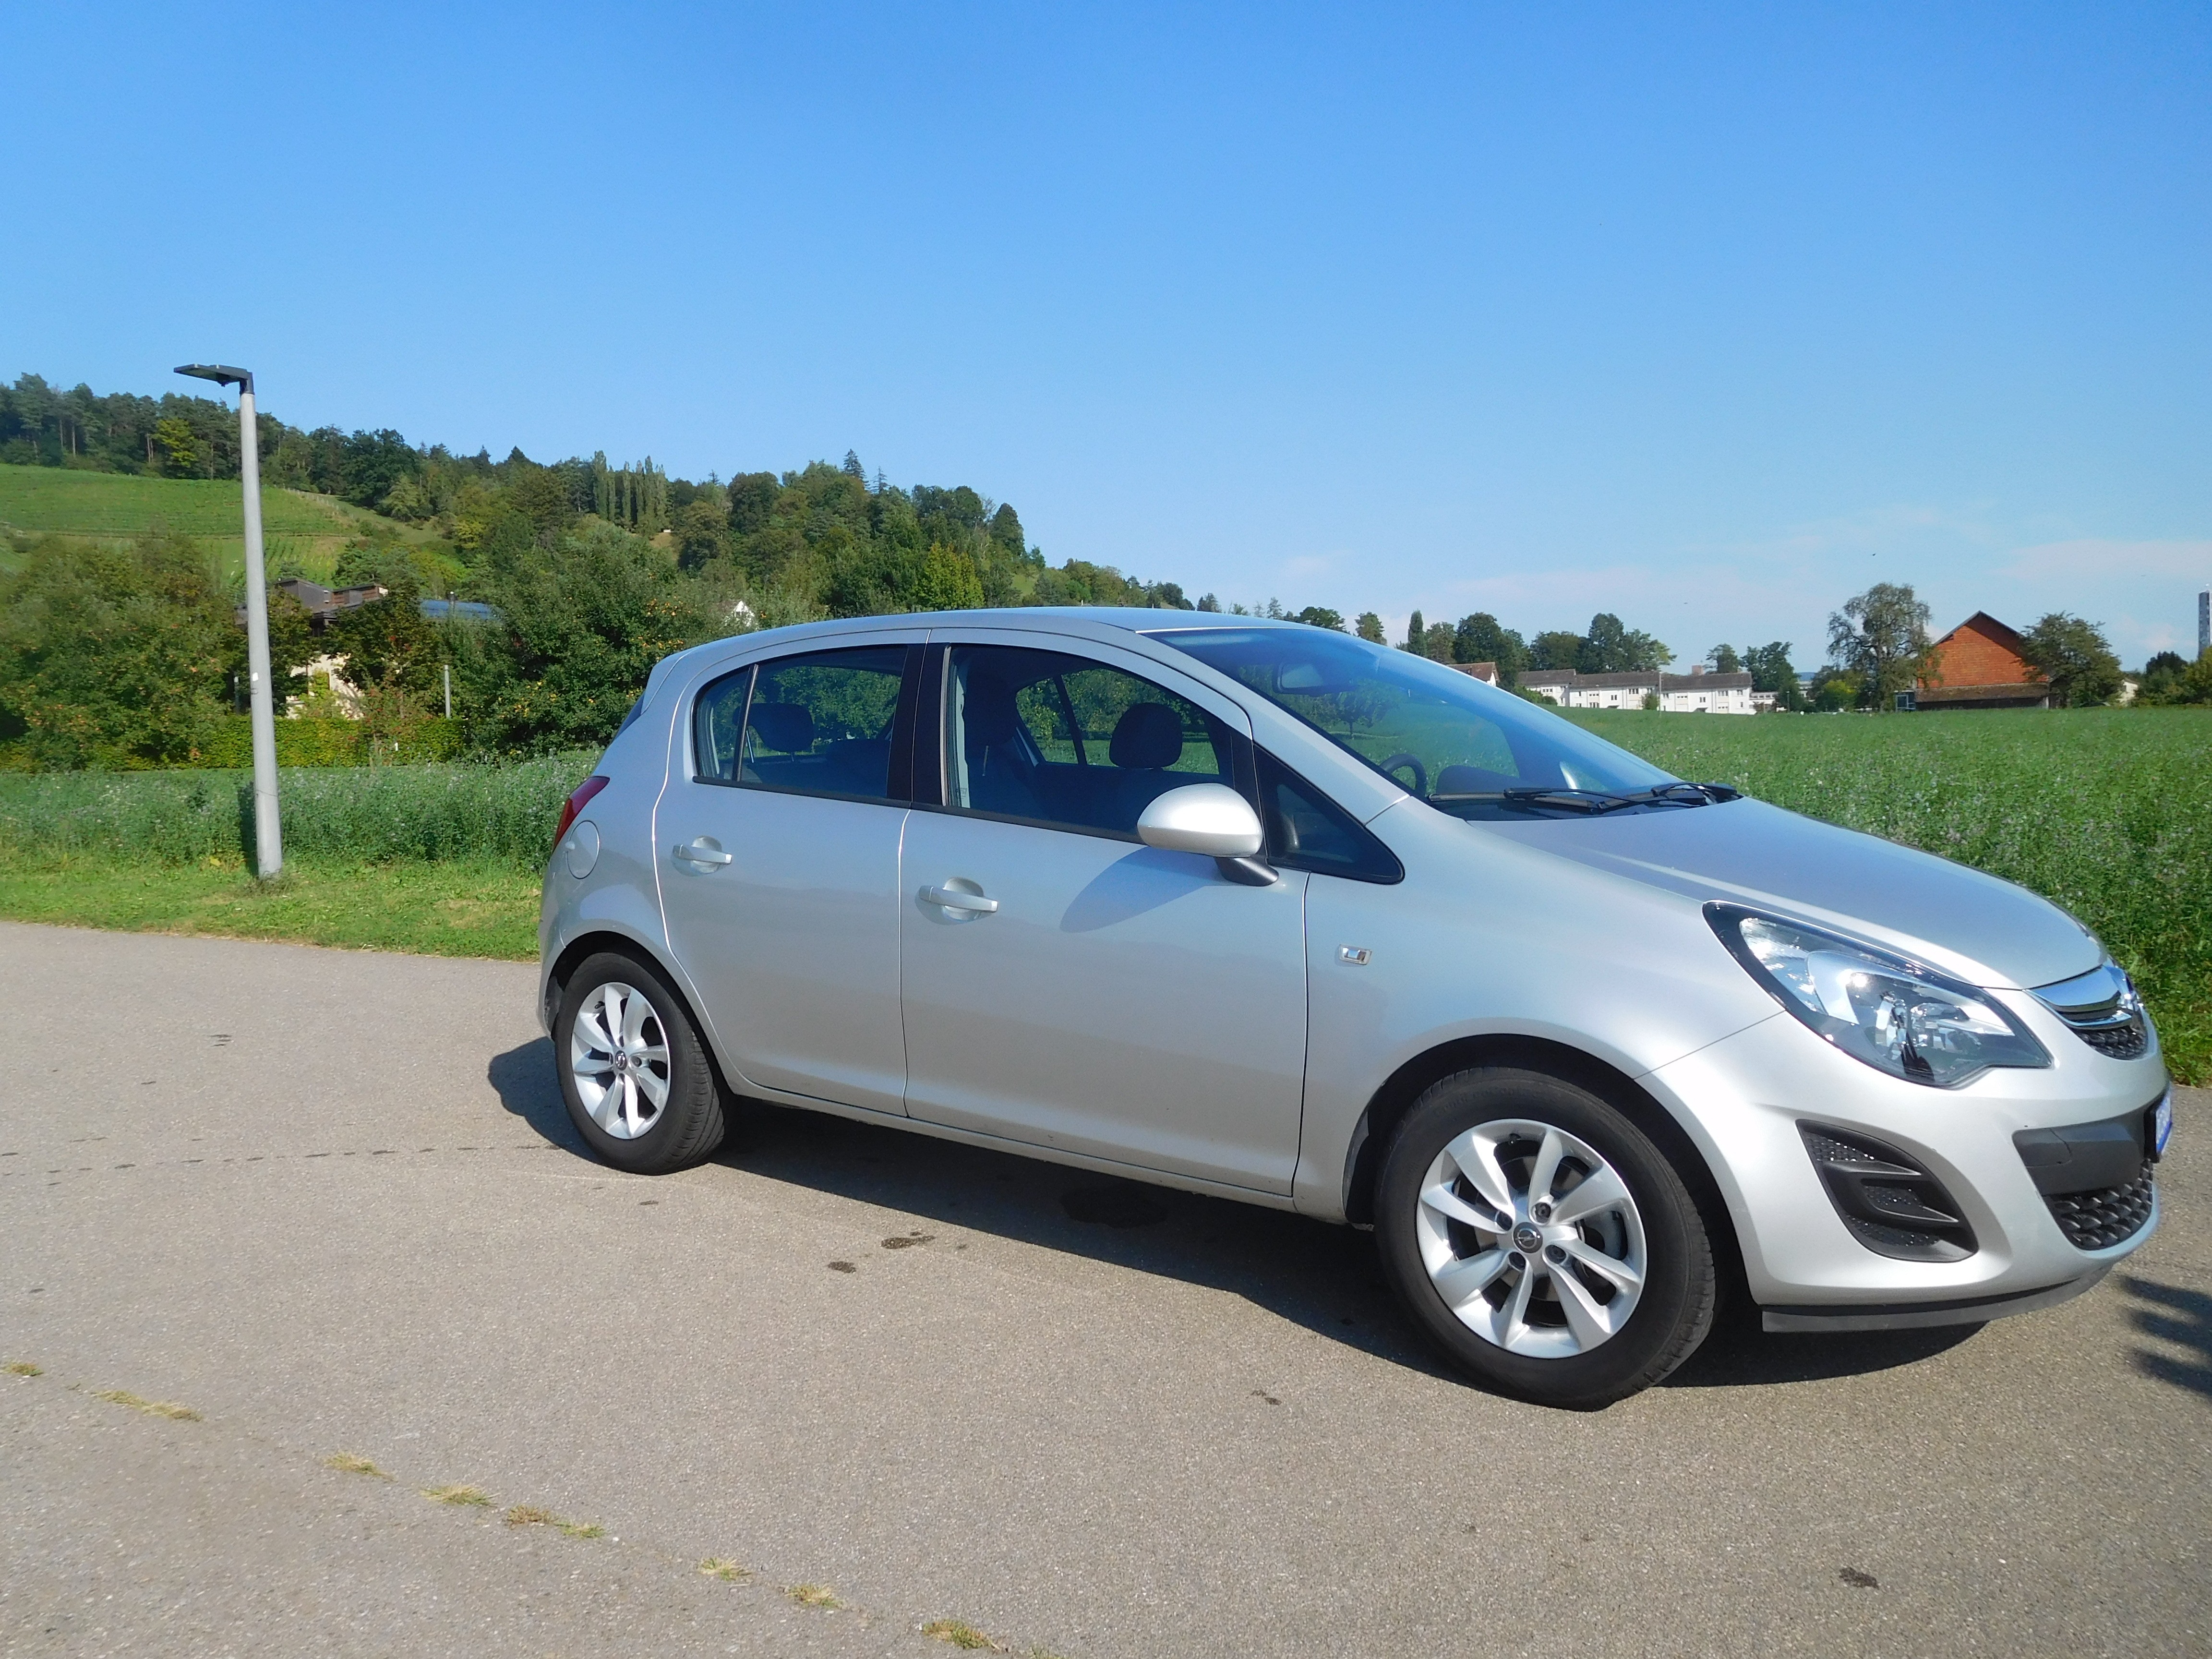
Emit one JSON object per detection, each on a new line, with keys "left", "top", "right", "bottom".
{"left": 1707, "top": 904, "right": 2050, "bottom": 1088}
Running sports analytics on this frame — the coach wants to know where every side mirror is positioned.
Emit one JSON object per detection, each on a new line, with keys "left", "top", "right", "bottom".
{"left": 1136, "top": 783, "right": 1278, "bottom": 885}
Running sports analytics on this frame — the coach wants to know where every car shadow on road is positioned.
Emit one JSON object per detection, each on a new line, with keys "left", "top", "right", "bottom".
{"left": 485, "top": 1036, "right": 591, "bottom": 1156}
{"left": 2119, "top": 1273, "right": 2212, "bottom": 1400}
{"left": 487, "top": 1036, "right": 1987, "bottom": 1397}
{"left": 1661, "top": 1312, "right": 1980, "bottom": 1388}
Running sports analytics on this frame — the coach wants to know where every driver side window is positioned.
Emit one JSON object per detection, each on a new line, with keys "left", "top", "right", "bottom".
{"left": 942, "top": 645, "right": 1234, "bottom": 838}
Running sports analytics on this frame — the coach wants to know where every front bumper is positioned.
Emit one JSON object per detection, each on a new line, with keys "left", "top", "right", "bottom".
{"left": 1760, "top": 1264, "right": 2115, "bottom": 1333}
{"left": 1644, "top": 998, "right": 2168, "bottom": 1318}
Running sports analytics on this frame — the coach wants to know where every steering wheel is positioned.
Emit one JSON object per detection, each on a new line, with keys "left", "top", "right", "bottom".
{"left": 1380, "top": 752, "right": 1428, "bottom": 797}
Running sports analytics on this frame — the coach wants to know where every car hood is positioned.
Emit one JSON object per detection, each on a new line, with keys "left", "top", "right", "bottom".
{"left": 1473, "top": 797, "right": 2099, "bottom": 991}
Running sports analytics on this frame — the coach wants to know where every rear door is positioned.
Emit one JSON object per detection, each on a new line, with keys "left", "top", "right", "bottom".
{"left": 659, "top": 635, "right": 921, "bottom": 1115}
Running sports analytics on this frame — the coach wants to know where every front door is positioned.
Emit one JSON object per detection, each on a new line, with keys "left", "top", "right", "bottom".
{"left": 899, "top": 640, "right": 1309, "bottom": 1192}
{"left": 659, "top": 640, "right": 917, "bottom": 1115}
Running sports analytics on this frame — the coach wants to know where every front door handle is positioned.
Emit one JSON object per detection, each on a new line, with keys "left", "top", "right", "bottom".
{"left": 674, "top": 839, "right": 733, "bottom": 867}
{"left": 920, "top": 884, "right": 999, "bottom": 914}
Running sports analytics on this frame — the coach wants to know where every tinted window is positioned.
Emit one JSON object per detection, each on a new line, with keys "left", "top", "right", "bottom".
{"left": 693, "top": 667, "right": 753, "bottom": 782}
{"left": 1257, "top": 751, "right": 1403, "bottom": 883}
{"left": 694, "top": 646, "right": 908, "bottom": 802}
{"left": 1153, "top": 627, "right": 1675, "bottom": 818}
{"left": 943, "top": 645, "right": 1235, "bottom": 837}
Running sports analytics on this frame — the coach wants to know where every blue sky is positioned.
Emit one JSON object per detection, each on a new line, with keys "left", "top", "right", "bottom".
{"left": 7, "top": 2, "right": 2207, "bottom": 664}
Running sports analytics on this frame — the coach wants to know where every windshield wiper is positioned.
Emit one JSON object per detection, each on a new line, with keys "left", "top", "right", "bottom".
{"left": 1612, "top": 781, "right": 1742, "bottom": 807}
{"left": 1430, "top": 781, "right": 1742, "bottom": 815}
{"left": 1432, "top": 786, "right": 1641, "bottom": 814}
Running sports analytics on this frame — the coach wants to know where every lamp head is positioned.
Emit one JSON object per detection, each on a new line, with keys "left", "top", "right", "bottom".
{"left": 174, "top": 363, "right": 253, "bottom": 395}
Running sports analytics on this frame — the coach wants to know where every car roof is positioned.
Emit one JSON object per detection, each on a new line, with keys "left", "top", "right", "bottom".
{"left": 652, "top": 608, "right": 1312, "bottom": 669}
{"left": 862, "top": 606, "right": 1309, "bottom": 633}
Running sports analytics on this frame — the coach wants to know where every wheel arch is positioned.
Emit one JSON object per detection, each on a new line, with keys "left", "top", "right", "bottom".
{"left": 1341, "top": 1034, "right": 1748, "bottom": 1301}
{"left": 545, "top": 928, "right": 740, "bottom": 1102}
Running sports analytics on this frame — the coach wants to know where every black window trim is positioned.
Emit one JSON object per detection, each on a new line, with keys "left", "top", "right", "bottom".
{"left": 687, "top": 642, "right": 924, "bottom": 808}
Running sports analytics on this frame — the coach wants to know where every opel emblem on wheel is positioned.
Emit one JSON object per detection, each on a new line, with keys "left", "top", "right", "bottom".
{"left": 1513, "top": 1223, "right": 1543, "bottom": 1253}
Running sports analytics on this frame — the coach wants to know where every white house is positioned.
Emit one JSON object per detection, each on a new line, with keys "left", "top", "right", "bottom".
{"left": 1520, "top": 665, "right": 1756, "bottom": 713}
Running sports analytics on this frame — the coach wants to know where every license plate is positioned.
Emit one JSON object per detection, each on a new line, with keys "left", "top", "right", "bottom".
{"left": 2152, "top": 1092, "right": 2174, "bottom": 1158}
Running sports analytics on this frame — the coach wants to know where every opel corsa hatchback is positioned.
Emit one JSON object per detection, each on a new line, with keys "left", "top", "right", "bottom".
{"left": 540, "top": 611, "right": 2171, "bottom": 1406}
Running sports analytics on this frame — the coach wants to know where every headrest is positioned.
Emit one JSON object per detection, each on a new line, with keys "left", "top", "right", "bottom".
{"left": 747, "top": 701, "right": 814, "bottom": 754}
{"left": 1109, "top": 701, "right": 1184, "bottom": 769}
{"left": 963, "top": 676, "right": 1022, "bottom": 747}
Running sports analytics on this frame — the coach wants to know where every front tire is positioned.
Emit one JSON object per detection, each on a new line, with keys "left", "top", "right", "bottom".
{"left": 557, "top": 951, "right": 727, "bottom": 1174}
{"left": 1375, "top": 1067, "right": 1716, "bottom": 1408}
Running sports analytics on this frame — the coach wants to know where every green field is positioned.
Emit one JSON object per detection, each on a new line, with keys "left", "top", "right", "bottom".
{"left": 0, "top": 464, "right": 448, "bottom": 586}
{"left": 0, "top": 757, "right": 593, "bottom": 867}
{"left": 1568, "top": 706, "right": 2210, "bottom": 1079}
{"left": 0, "top": 710, "right": 2202, "bottom": 1079}
{"left": 0, "top": 463, "right": 356, "bottom": 539}
{"left": 0, "top": 758, "right": 587, "bottom": 963}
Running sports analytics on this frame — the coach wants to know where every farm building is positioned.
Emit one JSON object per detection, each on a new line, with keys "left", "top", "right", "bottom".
{"left": 1521, "top": 665, "right": 1756, "bottom": 713}
{"left": 1916, "top": 613, "right": 2050, "bottom": 710}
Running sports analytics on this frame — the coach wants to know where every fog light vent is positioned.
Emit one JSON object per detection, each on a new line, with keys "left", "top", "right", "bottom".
{"left": 1799, "top": 1124, "right": 1979, "bottom": 1263}
{"left": 2045, "top": 1169, "right": 2155, "bottom": 1251}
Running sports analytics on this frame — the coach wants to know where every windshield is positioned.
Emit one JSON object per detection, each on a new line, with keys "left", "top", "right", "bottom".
{"left": 1151, "top": 627, "right": 1680, "bottom": 819}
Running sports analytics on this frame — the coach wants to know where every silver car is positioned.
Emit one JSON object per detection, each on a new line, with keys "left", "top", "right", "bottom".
{"left": 540, "top": 610, "right": 2171, "bottom": 1406}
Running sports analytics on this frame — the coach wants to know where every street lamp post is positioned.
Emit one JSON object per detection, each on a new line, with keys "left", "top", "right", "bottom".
{"left": 176, "top": 363, "right": 281, "bottom": 878}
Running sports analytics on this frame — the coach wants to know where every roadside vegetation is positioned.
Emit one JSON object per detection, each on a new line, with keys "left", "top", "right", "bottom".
{"left": 0, "top": 759, "right": 584, "bottom": 959}
{"left": 0, "top": 709, "right": 2202, "bottom": 1080}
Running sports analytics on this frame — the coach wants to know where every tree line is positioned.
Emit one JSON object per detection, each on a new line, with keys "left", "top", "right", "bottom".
{"left": 4, "top": 372, "right": 2200, "bottom": 769}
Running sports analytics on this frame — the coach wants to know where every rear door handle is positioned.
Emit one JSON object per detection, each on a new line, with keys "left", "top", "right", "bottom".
{"left": 674, "top": 839, "right": 733, "bottom": 867}
{"left": 920, "top": 885, "right": 998, "bottom": 914}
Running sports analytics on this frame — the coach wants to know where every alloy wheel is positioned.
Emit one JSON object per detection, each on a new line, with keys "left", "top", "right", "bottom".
{"left": 1413, "top": 1117, "right": 1647, "bottom": 1358}
{"left": 569, "top": 980, "right": 672, "bottom": 1140}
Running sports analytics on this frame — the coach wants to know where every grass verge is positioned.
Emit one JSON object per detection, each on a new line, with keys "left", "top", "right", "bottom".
{"left": 0, "top": 857, "right": 539, "bottom": 960}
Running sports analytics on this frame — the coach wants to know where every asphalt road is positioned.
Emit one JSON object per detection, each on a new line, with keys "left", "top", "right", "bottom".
{"left": 1, "top": 921, "right": 2204, "bottom": 1659}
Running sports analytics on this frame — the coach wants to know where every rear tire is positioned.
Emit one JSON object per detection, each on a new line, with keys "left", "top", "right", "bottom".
{"left": 557, "top": 951, "right": 727, "bottom": 1174}
{"left": 1375, "top": 1067, "right": 1716, "bottom": 1408}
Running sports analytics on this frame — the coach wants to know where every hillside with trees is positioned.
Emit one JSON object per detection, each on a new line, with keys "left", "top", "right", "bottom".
{"left": 6, "top": 371, "right": 2189, "bottom": 768}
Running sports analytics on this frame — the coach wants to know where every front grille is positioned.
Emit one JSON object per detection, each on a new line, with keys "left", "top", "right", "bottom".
{"left": 2071, "top": 1017, "right": 2150, "bottom": 1060}
{"left": 2045, "top": 1169, "right": 2155, "bottom": 1250}
{"left": 2035, "top": 963, "right": 2153, "bottom": 1060}
{"left": 1800, "top": 1125, "right": 1979, "bottom": 1263}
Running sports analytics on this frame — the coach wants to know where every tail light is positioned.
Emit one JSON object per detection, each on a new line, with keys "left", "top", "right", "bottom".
{"left": 555, "top": 775, "right": 610, "bottom": 846}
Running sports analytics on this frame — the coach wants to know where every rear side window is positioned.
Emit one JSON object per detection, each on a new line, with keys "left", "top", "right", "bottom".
{"left": 1257, "top": 750, "right": 1403, "bottom": 883}
{"left": 694, "top": 669, "right": 753, "bottom": 781}
{"left": 693, "top": 646, "right": 909, "bottom": 802}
